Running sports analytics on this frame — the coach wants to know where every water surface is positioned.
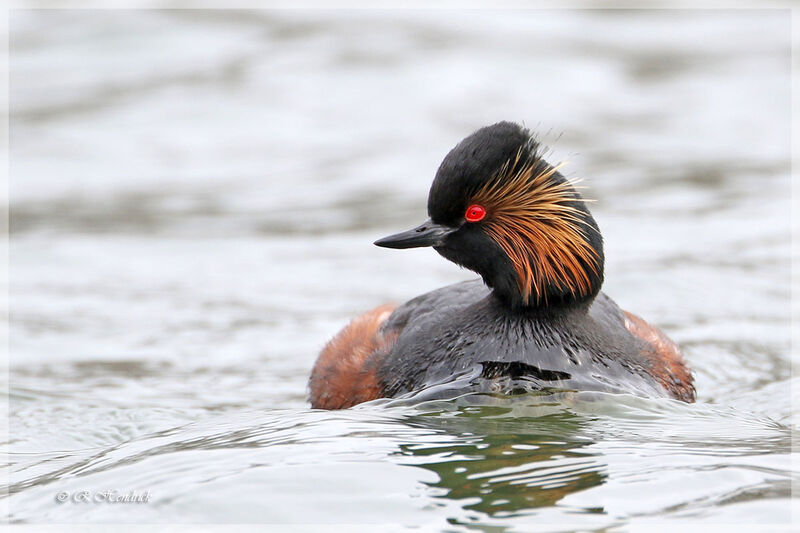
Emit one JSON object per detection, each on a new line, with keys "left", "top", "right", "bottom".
{"left": 7, "top": 9, "right": 796, "bottom": 530}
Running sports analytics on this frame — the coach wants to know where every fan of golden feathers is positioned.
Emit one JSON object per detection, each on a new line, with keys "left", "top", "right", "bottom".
{"left": 470, "top": 150, "right": 601, "bottom": 305}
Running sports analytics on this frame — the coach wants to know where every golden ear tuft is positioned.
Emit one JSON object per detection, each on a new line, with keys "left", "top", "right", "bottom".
{"left": 471, "top": 153, "right": 600, "bottom": 304}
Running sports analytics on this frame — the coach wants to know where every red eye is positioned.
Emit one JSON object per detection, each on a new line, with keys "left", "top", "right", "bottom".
{"left": 465, "top": 204, "right": 486, "bottom": 222}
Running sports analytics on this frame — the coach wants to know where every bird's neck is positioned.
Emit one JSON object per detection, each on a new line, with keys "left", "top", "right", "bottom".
{"left": 482, "top": 216, "right": 605, "bottom": 311}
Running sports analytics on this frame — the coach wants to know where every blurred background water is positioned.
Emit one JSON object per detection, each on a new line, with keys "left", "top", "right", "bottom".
{"left": 6, "top": 8, "right": 797, "bottom": 530}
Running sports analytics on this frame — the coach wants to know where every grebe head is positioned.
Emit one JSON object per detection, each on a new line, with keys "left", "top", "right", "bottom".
{"left": 375, "top": 121, "right": 604, "bottom": 310}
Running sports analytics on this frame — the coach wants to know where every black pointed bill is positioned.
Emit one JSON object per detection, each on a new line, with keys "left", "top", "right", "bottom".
{"left": 374, "top": 219, "right": 457, "bottom": 249}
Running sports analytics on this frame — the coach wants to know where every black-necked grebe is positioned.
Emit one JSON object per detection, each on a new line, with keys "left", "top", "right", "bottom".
{"left": 309, "top": 122, "right": 695, "bottom": 409}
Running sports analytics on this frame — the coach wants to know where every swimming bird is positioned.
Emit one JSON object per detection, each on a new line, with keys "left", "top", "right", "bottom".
{"left": 309, "top": 122, "right": 695, "bottom": 409}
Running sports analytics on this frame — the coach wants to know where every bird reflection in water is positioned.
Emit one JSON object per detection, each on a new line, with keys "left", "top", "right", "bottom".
{"left": 394, "top": 397, "right": 607, "bottom": 519}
